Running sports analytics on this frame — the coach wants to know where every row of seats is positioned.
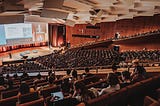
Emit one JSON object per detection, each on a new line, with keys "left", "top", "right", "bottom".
{"left": 2, "top": 49, "right": 160, "bottom": 74}
{"left": 36, "top": 49, "right": 160, "bottom": 69}
{"left": 0, "top": 74, "right": 103, "bottom": 106}
{"left": 0, "top": 95, "right": 44, "bottom": 106}
{"left": 86, "top": 74, "right": 160, "bottom": 106}
{"left": 36, "top": 49, "right": 120, "bottom": 69}
{"left": 2, "top": 61, "right": 47, "bottom": 73}
{"left": 120, "top": 50, "right": 160, "bottom": 63}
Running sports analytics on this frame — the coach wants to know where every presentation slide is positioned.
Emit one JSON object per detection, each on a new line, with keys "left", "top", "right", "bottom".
{"left": 0, "top": 25, "right": 6, "bottom": 45}
{"left": 4, "top": 23, "right": 32, "bottom": 39}
{"left": 32, "top": 23, "right": 48, "bottom": 42}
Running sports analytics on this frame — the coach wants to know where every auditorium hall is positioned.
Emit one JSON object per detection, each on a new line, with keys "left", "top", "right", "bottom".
{"left": 0, "top": 0, "right": 160, "bottom": 106}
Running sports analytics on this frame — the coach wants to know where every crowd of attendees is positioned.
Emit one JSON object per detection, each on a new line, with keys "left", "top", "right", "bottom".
{"left": 35, "top": 49, "right": 120, "bottom": 69}
{"left": 35, "top": 49, "right": 160, "bottom": 70}
{"left": 0, "top": 59, "right": 148, "bottom": 106}
{"left": 2, "top": 61, "right": 47, "bottom": 74}
{"left": 120, "top": 50, "right": 160, "bottom": 63}
{"left": 1, "top": 49, "right": 160, "bottom": 74}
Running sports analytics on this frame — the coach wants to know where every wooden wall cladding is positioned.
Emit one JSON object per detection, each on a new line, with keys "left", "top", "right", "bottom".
{"left": 110, "top": 33, "right": 160, "bottom": 51}
{"left": 66, "top": 14, "right": 160, "bottom": 47}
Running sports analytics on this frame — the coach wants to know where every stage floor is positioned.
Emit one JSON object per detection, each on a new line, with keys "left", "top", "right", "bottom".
{"left": 0, "top": 46, "right": 60, "bottom": 65}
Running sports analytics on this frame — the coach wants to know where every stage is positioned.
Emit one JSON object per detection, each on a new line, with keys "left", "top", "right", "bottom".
{"left": 0, "top": 46, "right": 61, "bottom": 65}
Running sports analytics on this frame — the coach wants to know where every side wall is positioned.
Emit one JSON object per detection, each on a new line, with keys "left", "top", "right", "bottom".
{"left": 66, "top": 15, "right": 160, "bottom": 49}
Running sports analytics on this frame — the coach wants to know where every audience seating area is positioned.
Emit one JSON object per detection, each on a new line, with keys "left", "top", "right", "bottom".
{"left": 0, "top": 71, "right": 160, "bottom": 106}
{"left": 1, "top": 49, "right": 160, "bottom": 74}
{"left": 120, "top": 50, "right": 160, "bottom": 63}
{"left": 35, "top": 49, "right": 160, "bottom": 70}
{"left": 36, "top": 49, "right": 119, "bottom": 69}
{"left": 86, "top": 74, "right": 160, "bottom": 106}
{"left": 2, "top": 61, "right": 47, "bottom": 74}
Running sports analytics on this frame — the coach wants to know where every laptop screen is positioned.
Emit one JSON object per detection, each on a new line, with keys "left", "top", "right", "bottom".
{"left": 51, "top": 92, "right": 64, "bottom": 102}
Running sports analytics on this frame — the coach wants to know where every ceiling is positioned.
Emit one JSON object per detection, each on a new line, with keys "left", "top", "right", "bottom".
{"left": 0, "top": 0, "right": 160, "bottom": 26}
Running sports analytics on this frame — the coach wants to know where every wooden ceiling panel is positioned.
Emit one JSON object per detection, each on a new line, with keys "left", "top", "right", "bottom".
{"left": 0, "top": 0, "right": 159, "bottom": 24}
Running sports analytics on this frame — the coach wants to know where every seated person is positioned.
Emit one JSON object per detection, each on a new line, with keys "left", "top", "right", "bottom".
{"left": 13, "top": 73, "right": 19, "bottom": 80}
{"left": 120, "top": 71, "right": 131, "bottom": 88}
{"left": 99, "top": 73, "right": 120, "bottom": 95}
{"left": 72, "top": 69, "right": 79, "bottom": 82}
{"left": 5, "top": 79, "right": 14, "bottom": 90}
{"left": 50, "top": 95, "right": 84, "bottom": 106}
{"left": 111, "top": 64, "right": 121, "bottom": 77}
{"left": 37, "top": 75, "right": 56, "bottom": 91}
{"left": 34, "top": 73, "right": 44, "bottom": 83}
{"left": 18, "top": 81, "right": 34, "bottom": 95}
{"left": 82, "top": 68, "right": 93, "bottom": 78}
{"left": 61, "top": 78, "right": 72, "bottom": 96}
{"left": 21, "top": 72, "right": 30, "bottom": 81}
{"left": 72, "top": 81, "right": 96, "bottom": 103}
{"left": 63, "top": 69, "right": 72, "bottom": 79}
{"left": 111, "top": 64, "right": 122, "bottom": 82}
{"left": 131, "top": 59, "right": 147, "bottom": 82}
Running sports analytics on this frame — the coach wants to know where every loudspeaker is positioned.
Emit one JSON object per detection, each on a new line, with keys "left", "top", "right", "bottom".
{"left": 113, "top": 45, "right": 120, "bottom": 52}
{"left": 41, "top": 9, "right": 69, "bottom": 19}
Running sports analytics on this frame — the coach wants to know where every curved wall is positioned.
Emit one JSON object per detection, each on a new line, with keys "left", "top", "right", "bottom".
{"left": 66, "top": 14, "right": 160, "bottom": 49}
